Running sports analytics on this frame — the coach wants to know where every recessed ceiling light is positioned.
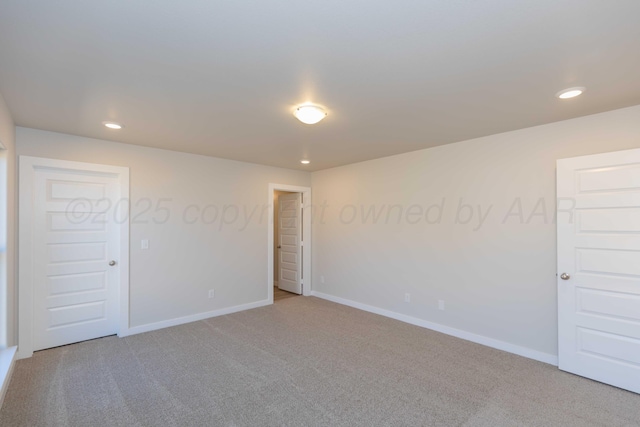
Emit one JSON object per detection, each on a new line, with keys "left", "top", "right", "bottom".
{"left": 556, "top": 87, "right": 585, "bottom": 99}
{"left": 103, "top": 121, "right": 124, "bottom": 130}
{"left": 300, "top": 160, "right": 311, "bottom": 164}
{"left": 294, "top": 104, "right": 327, "bottom": 125}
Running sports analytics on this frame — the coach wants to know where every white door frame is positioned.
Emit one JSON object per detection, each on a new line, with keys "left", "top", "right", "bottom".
{"left": 267, "top": 184, "right": 311, "bottom": 302}
{"left": 556, "top": 148, "right": 640, "bottom": 393}
{"left": 18, "top": 156, "right": 130, "bottom": 359}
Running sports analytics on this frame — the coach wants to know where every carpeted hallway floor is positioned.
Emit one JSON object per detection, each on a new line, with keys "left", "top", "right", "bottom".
{"left": 1, "top": 296, "right": 639, "bottom": 426}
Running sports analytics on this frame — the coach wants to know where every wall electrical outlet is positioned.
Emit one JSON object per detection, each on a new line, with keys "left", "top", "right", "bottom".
{"left": 438, "top": 300, "right": 445, "bottom": 310}
{"left": 404, "top": 293, "right": 411, "bottom": 303}
{"left": 208, "top": 289, "right": 215, "bottom": 299}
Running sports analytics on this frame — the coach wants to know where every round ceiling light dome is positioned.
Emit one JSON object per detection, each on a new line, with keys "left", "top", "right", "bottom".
{"left": 294, "top": 104, "right": 327, "bottom": 124}
{"left": 556, "top": 87, "right": 585, "bottom": 99}
{"left": 300, "top": 159, "right": 310, "bottom": 164}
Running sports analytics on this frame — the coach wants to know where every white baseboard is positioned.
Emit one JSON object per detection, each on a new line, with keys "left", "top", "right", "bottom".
{"left": 0, "top": 346, "right": 18, "bottom": 410}
{"left": 310, "top": 291, "right": 558, "bottom": 366}
{"left": 119, "top": 299, "right": 272, "bottom": 337}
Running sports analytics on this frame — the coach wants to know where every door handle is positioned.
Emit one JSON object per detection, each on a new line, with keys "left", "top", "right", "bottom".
{"left": 560, "top": 273, "right": 570, "bottom": 280}
{"left": 277, "top": 245, "right": 281, "bottom": 249}
{"left": 109, "top": 260, "right": 117, "bottom": 266}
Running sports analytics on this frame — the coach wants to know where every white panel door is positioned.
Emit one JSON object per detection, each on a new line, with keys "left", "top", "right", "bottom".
{"left": 557, "top": 148, "right": 640, "bottom": 394}
{"left": 278, "top": 193, "right": 302, "bottom": 294}
{"left": 32, "top": 168, "right": 121, "bottom": 351}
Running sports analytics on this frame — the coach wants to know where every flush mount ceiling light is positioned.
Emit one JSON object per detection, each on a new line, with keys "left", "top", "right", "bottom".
{"left": 300, "top": 160, "right": 310, "bottom": 164}
{"left": 294, "top": 104, "right": 327, "bottom": 125}
{"left": 556, "top": 87, "right": 585, "bottom": 99}
{"left": 103, "top": 121, "right": 124, "bottom": 130}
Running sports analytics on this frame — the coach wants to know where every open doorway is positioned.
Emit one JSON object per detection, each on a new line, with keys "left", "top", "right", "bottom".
{"left": 274, "top": 190, "right": 302, "bottom": 301}
{"left": 267, "top": 184, "right": 312, "bottom": 304}
{"left": 273, "top": 190, "right": 304, "bottom": 302}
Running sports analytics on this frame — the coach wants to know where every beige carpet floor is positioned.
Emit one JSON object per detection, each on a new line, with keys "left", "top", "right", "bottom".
{"left": 1, "top": 296, "right": 639, "bottom": 427}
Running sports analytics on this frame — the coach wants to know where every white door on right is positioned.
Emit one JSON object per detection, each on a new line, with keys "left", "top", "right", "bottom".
{"left": 557, "top": 148, "right": 640, "bottom": 394}
{"left": 278, "top": 192, "right": 302, "bottom": 295}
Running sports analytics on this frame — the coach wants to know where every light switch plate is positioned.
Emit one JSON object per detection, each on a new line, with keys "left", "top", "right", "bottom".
{"left": 141, "top": 239, "right": 149, "bottom": 250}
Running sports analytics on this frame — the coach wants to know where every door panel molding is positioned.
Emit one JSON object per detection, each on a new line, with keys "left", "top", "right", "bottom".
{"left": 18, "top": 156, "right": 129, "bottom": 359}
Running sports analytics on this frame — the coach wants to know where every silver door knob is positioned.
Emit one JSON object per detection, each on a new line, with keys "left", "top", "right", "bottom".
{"left": 109, "top": 260, "right": 117, "bottom": 266}
{"left": 560, "top": 273, "right": 570, "bottom": 280}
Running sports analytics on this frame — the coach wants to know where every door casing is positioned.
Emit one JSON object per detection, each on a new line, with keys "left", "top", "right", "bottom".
{"left": 267, "top": 184, "right": 311, "bottom": 302}
{"left": 557, "top": 148, "right": 640, "bottom": 394}
{"left": 18, "top": 156, "right": 130, "bottom": 359}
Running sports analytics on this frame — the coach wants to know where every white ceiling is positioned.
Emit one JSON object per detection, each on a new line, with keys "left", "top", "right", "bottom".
{"left": 1, "top": 0, "right": 640, "bottom": 171}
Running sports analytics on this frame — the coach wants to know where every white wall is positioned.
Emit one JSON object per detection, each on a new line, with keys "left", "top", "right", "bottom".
{"left": 16, "top": 127, "right": 311, "bottom": 329}
{"left": 0, "top": 92, "right": 16, "bottom": 348}
{"left": 311, "top": 105, "right": 640, "bottom": 359}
